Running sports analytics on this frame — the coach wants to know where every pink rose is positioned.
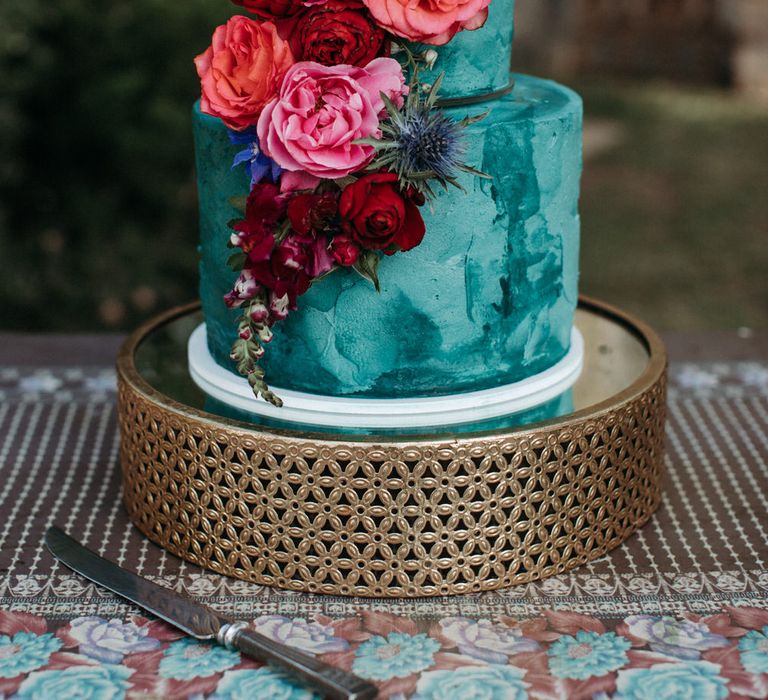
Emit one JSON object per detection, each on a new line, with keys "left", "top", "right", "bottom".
{"left": 257, "top": 58, "right": 407, "bottom": 179}
{"left": 195, "top": 16, "right": 295, "bottom": 131}
{"left": 361, "top": 0, "right": 491, "bottom": 45}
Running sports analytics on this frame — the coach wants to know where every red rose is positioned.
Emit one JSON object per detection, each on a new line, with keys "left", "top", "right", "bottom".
{"left": 289, "top": 1, "right": 388, "bottom": 67}
{"left": 330, "top": 235, "right": 361, "bottom": 266}
{"left": 339, "top": 173, "right": 426, "bottom": 252}
{"left": 232, "top": 0, "right": 305, "bottom": 19}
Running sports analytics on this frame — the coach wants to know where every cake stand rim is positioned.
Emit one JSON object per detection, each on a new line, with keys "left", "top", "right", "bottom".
{"left": 116, "top": 295, "right": 667, "bottom": 444}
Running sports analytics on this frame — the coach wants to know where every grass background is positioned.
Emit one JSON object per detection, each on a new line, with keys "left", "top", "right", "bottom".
{"left": 1, "top": 2, "right": 766, "bottom": 332}
{"left": 579, "top": 82, "right": 768, "bottom": 330}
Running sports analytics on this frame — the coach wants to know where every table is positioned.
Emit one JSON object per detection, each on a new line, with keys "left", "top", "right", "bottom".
{"left": 1, "top": 331, "right": 767, "bottom": 699}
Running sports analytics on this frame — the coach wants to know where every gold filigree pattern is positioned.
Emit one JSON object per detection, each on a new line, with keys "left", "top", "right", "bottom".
{"left": 117, "top": 319, "right": 667, "bottom": 597}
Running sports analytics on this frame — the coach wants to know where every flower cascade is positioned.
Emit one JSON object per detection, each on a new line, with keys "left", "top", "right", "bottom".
{"left": 196, "top": 0, "right": 492, "bottom": 404}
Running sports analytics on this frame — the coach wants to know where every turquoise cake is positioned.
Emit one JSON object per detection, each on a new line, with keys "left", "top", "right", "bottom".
{"left": 193, "top": 0, "right": 582, "bottom": 405}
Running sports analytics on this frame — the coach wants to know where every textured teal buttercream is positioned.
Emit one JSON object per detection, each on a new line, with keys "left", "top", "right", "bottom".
{"left": 414, "top": 0, "right": 515, "bottom": 99}
{"left": 194, "top": 73, "right": 582, "bottom": 398}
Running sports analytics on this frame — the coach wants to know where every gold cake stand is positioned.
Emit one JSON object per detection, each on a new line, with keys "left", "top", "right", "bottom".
{"left": 117, "top": 297, "right": 667, "bottom": 598}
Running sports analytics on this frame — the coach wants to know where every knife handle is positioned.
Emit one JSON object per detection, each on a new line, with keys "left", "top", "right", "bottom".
{"left": 219, "top": 622, "right": 378, "bottom": 700}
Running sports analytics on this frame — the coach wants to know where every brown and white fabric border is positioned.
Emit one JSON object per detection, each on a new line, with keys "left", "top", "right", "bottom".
{"left": 1, "top": 362, "right": 766, "bottom": 621}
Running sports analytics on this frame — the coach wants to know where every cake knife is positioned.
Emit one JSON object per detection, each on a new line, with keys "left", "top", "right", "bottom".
{"left": 44, "top": 527, "right": 377, "bottom": 700}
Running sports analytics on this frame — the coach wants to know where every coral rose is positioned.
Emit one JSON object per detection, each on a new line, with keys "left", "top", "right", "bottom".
{"left": 289, "top": 1, "right": 388, "bottom": 67}
{"left": 257, "top": 58, "right": 407, "bottom": 179}
{"left": 195, "top": 16, "right": 294, "bottom": 131}
{"left": 339, "top": 173, "right": 425, "bottom": 251}
{"left": 361, "top": 0, "right": 491, "bottom": 45}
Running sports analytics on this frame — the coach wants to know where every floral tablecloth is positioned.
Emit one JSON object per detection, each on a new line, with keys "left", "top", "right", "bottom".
{"left": 1, "top": 361, "right": 767, "bottom": 699}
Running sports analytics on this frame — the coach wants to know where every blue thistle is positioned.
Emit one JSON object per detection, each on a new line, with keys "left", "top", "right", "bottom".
{"left": 364, "top": 72, "right": 489, "bottom": 200}
{"left": 395, "top": 106, "right": 464, "bottom": 181}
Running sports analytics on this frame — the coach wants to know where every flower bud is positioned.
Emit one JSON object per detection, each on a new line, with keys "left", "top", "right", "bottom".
{"left": 269, "top": 292, "right": 290, "bottom": 321}
{"left": 225, "top": 269, "right": 260, "bottom": 308}
{"left": 239, "top": 327, "right": 252, "bottom": 341}
{"left": 330, "top": 235, "right": 361, "bottom": 267}
{"left": 423, "top": 49, "right": 438, "bottom": 70}
{"left": 257, "top": 325, "right": 273, "bottom": 344}
{"left": 224, "top": 290, "right": 243, "bottom": 309}
{"left": 249, "top": 301, "right": 270, "bottom": 324}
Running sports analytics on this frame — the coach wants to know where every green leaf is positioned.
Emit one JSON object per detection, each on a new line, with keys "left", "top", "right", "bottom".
{"left": 353, "top": 137, "right": 382, "bottom": 148}
{"left": 408, "top": 171, "right": 440, "bottom": 181}
{"left": 274, "top": 219, "right": 291, "bottom": 244}
{"left": 380, "top": 92, "right": 403, "bottom": 125}
{"left": 227, "top": 251, "right": 247, "bottom": 271}
{"left": 459, "top": 164, "right": 493, "bottom": 180}
{"left": 228, "top": 196, "right": 248, "bottom": 214}
{"left": 407, "top": 87, "right": 420, "bottom": 112}
{"left": 459, "top": 111, "right": 489, "bottom": 127}
{"left": 353, "top": 250, "right": 381, "bottom": 292}
{"left": 425, "top": 72, "right": 445, "bottom": 109}
{"left": 333, "top": 175, "right": 357, "bottom": 190}
{"left": 311, "top": 266, "right": 340, "bottom": 285}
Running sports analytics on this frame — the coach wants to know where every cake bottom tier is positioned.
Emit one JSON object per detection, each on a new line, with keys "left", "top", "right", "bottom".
{"left": 189, "top": 322, "right": 583, "bottom": 434}
{"left": 194, "top": 74, "right": 582, "bottom": 398}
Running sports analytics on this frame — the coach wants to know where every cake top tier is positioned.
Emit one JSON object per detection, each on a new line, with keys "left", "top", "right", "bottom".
{"left": 413, "top": 0, "right": 515, "bottom": 100}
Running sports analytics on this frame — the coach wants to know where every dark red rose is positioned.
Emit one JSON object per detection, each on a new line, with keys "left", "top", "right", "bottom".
{"left": 231, "top": 0, "right": 305, "bottom": 19}
{"left": 339, "top": 173, "right": 426, "bottom": 252}
{"left": 287, "top": 191, "right": 339, "bottom": 236}
{"left": 330, "top": 235, "right": 360, "bottom": 266}
{"left": 289, "top": 1, "right": 388, "bottom": 67}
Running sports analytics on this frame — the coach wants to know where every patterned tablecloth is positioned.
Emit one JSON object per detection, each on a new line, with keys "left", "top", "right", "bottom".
{"left": 1, "top": 360, "right": 767, "bottom": 699}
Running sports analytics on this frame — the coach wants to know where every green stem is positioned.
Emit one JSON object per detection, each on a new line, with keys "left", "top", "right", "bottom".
{"left": 230, "top": 300, "right": 284, "bottom": 408}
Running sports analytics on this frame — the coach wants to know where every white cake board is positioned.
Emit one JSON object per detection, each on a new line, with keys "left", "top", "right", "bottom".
{"left": 188, "top": 324, "right": 584, "bottom": 429}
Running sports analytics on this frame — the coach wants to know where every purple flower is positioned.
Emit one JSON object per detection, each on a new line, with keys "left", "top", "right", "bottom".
{"left": 625, "top": 615, "right": 729, "bottom": 660}
{"left": 67, "top": 616, "right": 160, "bottom": 664}
{"left": 229, "top": 128, "right": 282, "bottom": 186}
{"left": 252, "top": 616, "right": 349, "bottom": 656}
{"left": 439, "top": 618, "right": 540, "bottom": 664}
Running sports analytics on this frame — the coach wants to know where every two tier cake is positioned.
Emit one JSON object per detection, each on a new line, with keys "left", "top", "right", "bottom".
{"left": 116, "top": 0, "right": 667, "bottom": 597}
{"left": 190, "top": 0, "right": 583, "bottom": 431}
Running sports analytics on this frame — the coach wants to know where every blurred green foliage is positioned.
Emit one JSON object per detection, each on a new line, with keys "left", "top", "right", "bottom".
{"left": 1, "top": 3, "right": 766, "bottom": 332}
{"left": 578, "top": 82, "right": 768, "bottom": 331}
{"left": 0, "top": 0, "right": 229, "bottom": 330}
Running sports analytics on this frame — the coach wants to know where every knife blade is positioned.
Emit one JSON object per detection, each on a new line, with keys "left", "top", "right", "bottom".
{"left": 45, "top": 527, "right": 378, "bottom": 700}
